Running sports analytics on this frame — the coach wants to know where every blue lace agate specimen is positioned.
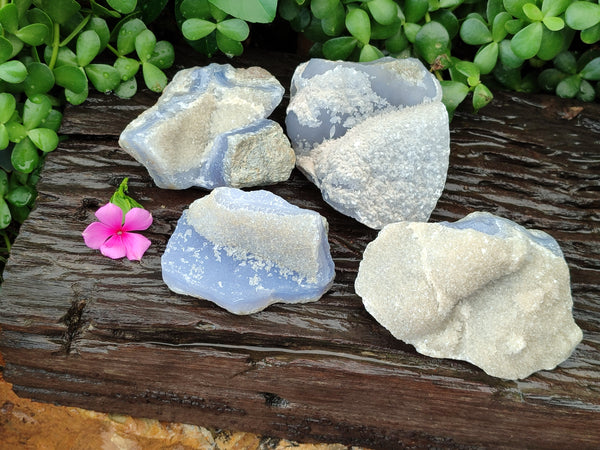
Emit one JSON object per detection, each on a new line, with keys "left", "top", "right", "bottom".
{"left": 285, "top": 57, "right": 449, "bottom": 229}
{"left": 119, "top": 64, "right": 295, "bottom": 190}
{"left": 161, "top": 187, "right": 335, "bottom": 314}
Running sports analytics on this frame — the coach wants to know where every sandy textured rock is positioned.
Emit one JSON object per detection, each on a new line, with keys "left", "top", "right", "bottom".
{"left": 119, "top": 64, "right": 294, "bottom": 189}
{"left": 285, "top": 57, "right": 449, "bottom": 229}
{"left": 162, "top": 188, "right": 335, "bottom": 314}
{"left": 355, "top": 212, "right": 583, "bottom": 379}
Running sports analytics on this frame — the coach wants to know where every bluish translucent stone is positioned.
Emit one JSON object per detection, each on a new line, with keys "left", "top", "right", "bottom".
{"left": 161, "top": 188, "right": 336, "bottom": 314}
{"left": 286, "top": 57, "right": 442, "bottom": 154}
{"left": 440, "top": 212, "right": 563, "bottom": 258}
{"left": 119, "top": 64, "right": 294, "bottom": 189}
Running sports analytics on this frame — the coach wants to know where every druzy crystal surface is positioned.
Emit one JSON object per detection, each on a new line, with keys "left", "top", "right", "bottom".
{"left": 355, "top": 212, "right": 582, "bottom": 380}
{"left": 286, "top": 57, "right": 449, "bottom": 229}
{"left": 161, "top": 187, "right": 335, "bottom": 314}
{"left": 119, "top": 64, "right": 295, "bottom": 189}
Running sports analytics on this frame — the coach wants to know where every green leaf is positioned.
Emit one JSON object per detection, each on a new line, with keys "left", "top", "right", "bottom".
{"left": 107, "top": 0, "right": 137, "bottom": 14}
{"left": 209, "top": 2, "right": 228, "bottom": 21}
{"left": 321, "top": 2, "right": 346, "bottom": 36}
{"left": 346, "top": 8, "right": 371, "bottom": 45}
{"left": 538, "top": 68, "right": 566, "bottom": 90}
{"left": 140, "top": 0, "right": 170, "bottom": 23}
{"left": 455, "top": 60, "right": 480, "bottom": 86}
{"left": 114, "top": 57, "right": 140, "bottom": 81}
{"left": 28, "top": 128, "right": 58, "bottom": 152}
{"left": 554, "top": 51, "right": 577, "bottom": 74}
{"left": 24, "top": 62, "right": 54, "bottom": 97}
{"left": 503, "top": 0, "right": 530, "bottom": 20}
{"left": 76, "top": 30, "right": 102, "bottom": 67}
{"left": 536, "top": 27, "right": 565, "bottom": 61}
{"left": 577, "top": 79, "right": 595, "bottom": 102}
{"left": 5, "top": 122, "right": 27, "bottom": 143}
{"left": 542, "top": 0, "right": 570, "bottom": 17}
{"left": 0, "top": 93, "right": 16, "bottom": 124}
{"left": 522, "top": 3, "right": 543, "bottom": 22}
{"left": 505, "top": 18, "right": 525, "bottom": 35}
{"left": 45, "top": 45, "right": 78, "bottom": 68}
{"left": 404, "top": 22, "right": 421, "bottom": 43}
{"left": 472, "top": 83, "right": 493, "bottom": 112}
{"left": 0, "top": 3, "right": 19, "bottom": 34}
{"left": 367, "top": 0, "right": 398, "bottom": 26}
{"left": 511, "top": 21, "right": 543, "bottom": 59}
{"left": 311, "top": 0, "right": 339, "bottom": 19}
{"left": 431, "top": 10, "right": 459, "bottom": 39}
{"left": 0, "top": 170, "right": 7, "bottom": 196}
{"left": 14, "top": 23, "right": 48, "bottom": 46}
{"left": 89, "top": 0, "right": 121, "bottom": 18}
{"left": 110, "top": 178, "right": 143, "bottom": 214}
{"left": 85, "top": 64, "right": 121, "bottom": 93}
{"left": 114, "top": 77, "right": 137, "bottom": 98}
{"left": 440, "top": 80, "right": 468, "bottom": 119}
{"left": 135, "top": 29, "right": 157, "bottom": 62}
{"left": 556, "top": 74, "right": 581, "bottom": 98}
{"left": 6, "top": 185, "right": 34, "bottom": 207}
{"left": 474, "top": 41, "right": 499, "bottom": 74}
{"left": 65, "top": 84, "right": 88, "bottom": 106}
{"left": 359, "top": 43, "right": 384, "bottom": 62}
{"left": 415, "top": 21, "right": 450, "bottom": 64}
{"left": 460, "top": 17, "right": 492, "bottom": 45}
{"left": 404, "top": 0, "right": 429, "bottom": 23}
{"left": 216, "top": 18, "right": 250, "bottom": 41}
{"left": 492, "top": 12, "right": 511, "bottom": 42}
{"left": 40, "top": 109, "right": 63, "bottom": 132}
{"left": 182, "top": 18, "right": 217, "bottom": 40}
{"left": 0, "top": 124, "right": 8, "bottom": 150}
{"left": 581, "top": 57, "right": 600, "bottom": 81}
{"left": 487, "top": 0, "right": 506, "bottom": 22}
{"left": 498, "top": 39, "right": 524, "bottom": 68}
{"left": 86, "top": 17, "right": 111, "bottom": 50}
{"left": 117, "top": 18, "right": 147, "bottom": 55}
{"left": 0, "top": 198, "right": 11, "bottom": 229}
{"left": 279, "top": 0, "right": 301, "bottom": 21}
{"left": 147, "top": 40, "right": 175, "bottom": 69}
{"left": 215, "top": 30, "right": 244, "bottom": 56}
{"left": 11, "top": 138, "right": 39, "bottom": 174}
{"left": 581, "top": 23, "right": 600, "bottom": 45}
{"left": 0, "top": 60, "right": 27, "bottom": 84}
{"left": 142, "top": 62, "right": 167, "bottom": 92}
{"left": 207, "top": 0, "right": 277, "bottom": 23}
{"left": 54, "top": 65, "right": 87, "bottom": 94}
{"left": 35, "top": 0, "right": 81, "bottom": 25}
{"left": 23, "top": 94, "right": 52, "bottom": 130}
{"left": 322, "top": 36, "right": 358, "bottom": 59}
{"left": 180, "top": 0, "right": 212, "bottom": 19}
{"left": 565, "top": 2, "right": 600, "bottom": 31}
{"left": 371, "top": 21, "right": 401, "bottom": 40}
{"left": 0, "top": 36, "right": 13, "bottom": 64}
{"left": 542, "top": 16, "right": 564, "bottom": 32}
{"left": 385, "top": 28, "right": 409, "bottom": 53}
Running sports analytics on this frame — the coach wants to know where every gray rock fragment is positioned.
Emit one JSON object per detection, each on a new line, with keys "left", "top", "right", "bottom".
{"left": 119, "top": 64, "right": 295, "bottom": 189}
{"left": 355, "top": 212, "right": 583, "bottom": 380}
{"left": 285, "top": 57, "right": 449, "bottom": 229}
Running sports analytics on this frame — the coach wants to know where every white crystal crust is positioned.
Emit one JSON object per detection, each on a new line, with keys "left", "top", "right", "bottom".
{"left": 355, "top": 212, "right": 583, "bottom": 379}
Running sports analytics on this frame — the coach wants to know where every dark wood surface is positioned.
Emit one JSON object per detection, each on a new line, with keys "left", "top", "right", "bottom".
{"left": 1, "top": 49, "right": 599, "bottom": 448}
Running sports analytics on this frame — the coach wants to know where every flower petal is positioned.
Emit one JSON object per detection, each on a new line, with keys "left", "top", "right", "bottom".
{"left": 99, "top": 234, "right": 127, "bottom": 259}
{"left": 95, "top": 202, "right": 124, "bottom": 229}
{"left": 82, "top": 222, "right": 114, "bottom": 249}
{"left": 122, "top": 232, "right": 151, "bottom": 261}
{"left": 123, "top": 207, "right": 153, "bottom": 232}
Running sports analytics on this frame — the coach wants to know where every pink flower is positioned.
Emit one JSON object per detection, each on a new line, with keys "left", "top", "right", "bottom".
{"left": 82, "top": 202, "right": 153, "bottom": 260}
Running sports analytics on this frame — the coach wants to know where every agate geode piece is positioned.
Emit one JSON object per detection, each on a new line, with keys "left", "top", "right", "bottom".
{"left": 161, "top": 187, "right": 335, "bottom": 314}
{"left": 286, "top": 57, "right": 449, "bottom": 229}
{"left": 119, "top": 64, "right": 295, "bottom": 190}
{"left": 355, "top": 212, "right": 583, "bottom": 380}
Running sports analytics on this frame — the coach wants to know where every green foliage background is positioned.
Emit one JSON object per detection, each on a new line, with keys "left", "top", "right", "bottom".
{"left": 1, "top": 0, "right": 599, "bottom": 271}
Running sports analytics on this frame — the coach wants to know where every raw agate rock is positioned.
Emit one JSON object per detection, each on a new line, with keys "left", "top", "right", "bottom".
{"left": 285, "top": 57, "right": 449, "bottom": 229}
{"left": 119, "top": 64, "right": 295, "bottom": 189}
{"left": 161, "top": 187, "right": 335, "bottom": 314}
{"left": 355, "top": 212, "right": 583, "bottom": 380}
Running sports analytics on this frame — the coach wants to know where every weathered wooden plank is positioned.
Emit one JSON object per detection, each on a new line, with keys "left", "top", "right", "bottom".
{"left": 1, "top": 49, "right": 599, "bottom": 448}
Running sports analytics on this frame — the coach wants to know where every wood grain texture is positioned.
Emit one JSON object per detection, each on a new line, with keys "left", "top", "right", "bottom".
{"left": 1, "top": 49, "right": 599, "bottom": 448}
